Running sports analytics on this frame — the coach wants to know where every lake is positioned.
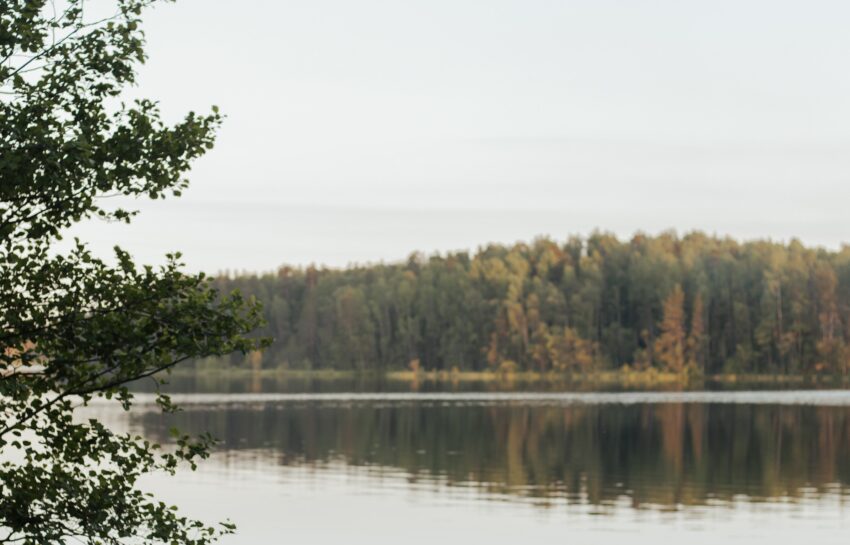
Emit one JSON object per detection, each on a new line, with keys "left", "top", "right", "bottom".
{"left": 87, "top": 381, "right": 850, "bottom": 544}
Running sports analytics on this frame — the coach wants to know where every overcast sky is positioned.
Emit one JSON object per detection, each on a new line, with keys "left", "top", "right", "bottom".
{"left": 69, "top": 0, "right": 850, "bottom": 272}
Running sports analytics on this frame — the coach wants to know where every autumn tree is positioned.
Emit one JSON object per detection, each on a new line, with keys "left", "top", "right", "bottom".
{"left": 551, "top": 327, "right": 598, "bottom": 371}
{"left": 654, "top": 285, "right": 687, "bottom": 372}
{"left": 686, "top": 293, "right": 706, "bottom": 372}
{"left": 813, "top": 263, "right": 847, "bottom": 374}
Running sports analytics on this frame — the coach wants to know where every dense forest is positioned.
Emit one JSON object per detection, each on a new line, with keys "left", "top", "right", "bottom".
{"left": 206, "top": 232, "right": 850, "bottom": 376}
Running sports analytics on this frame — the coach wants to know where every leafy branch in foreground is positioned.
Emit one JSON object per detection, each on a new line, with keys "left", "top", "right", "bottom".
{"left": 1, "top": 1, "right": 266, "bottom": 543}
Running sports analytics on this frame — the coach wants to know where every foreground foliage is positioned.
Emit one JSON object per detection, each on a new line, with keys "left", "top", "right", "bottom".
{"left": 214, "top": 232, "right": 850, "bottom": 376}
{"left": 1, "top": 1, "right": 263, "bottom": 543}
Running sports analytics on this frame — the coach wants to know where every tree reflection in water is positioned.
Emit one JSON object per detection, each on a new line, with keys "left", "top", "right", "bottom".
{"left": 130, "top": 399, "right": 850, "bottom": 510}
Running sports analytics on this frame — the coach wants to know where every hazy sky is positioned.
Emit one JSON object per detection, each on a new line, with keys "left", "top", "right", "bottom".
{"left": 70, "top": 0, "right": 850, "bottom": 272}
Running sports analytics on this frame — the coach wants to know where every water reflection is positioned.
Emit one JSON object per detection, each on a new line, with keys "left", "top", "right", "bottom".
{"left": 125, "top": 393, "right": 850, "bottom": 511}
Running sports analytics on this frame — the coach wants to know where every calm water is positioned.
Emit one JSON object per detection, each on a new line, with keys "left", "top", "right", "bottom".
{"left": 87, "top": 383, "right": 850, "bottom": 544}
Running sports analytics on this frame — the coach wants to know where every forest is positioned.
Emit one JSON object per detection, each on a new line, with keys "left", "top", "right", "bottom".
{"left": 205, "top": 232, "right": 850, "bottom": 376}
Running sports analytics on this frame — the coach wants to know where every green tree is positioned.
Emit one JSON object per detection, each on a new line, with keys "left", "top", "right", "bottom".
{"left": 0, "top": 1, "right": 264, "bottom": 543}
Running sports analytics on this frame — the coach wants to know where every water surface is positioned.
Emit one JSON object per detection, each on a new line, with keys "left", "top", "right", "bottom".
{"left": 91, "top": 385, "right": 850, "bottom": 544}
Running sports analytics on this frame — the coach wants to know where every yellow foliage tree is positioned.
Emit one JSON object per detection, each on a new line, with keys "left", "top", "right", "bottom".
{"left": 552, "top": 327, "right": 597, "bottom": 371}
{"left": 686, "top": 293, "right": 706, "bottom": 371}
{"left": 655, "top": 285, "right": 686, "bottom": 372}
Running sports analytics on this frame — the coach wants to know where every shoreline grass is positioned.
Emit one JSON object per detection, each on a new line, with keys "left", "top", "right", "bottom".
{"left": 164, "top": 366, "right": 850, "bottom": 388}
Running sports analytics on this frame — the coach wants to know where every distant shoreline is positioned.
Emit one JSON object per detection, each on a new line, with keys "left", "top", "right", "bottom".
{"left": 210, "top": 233, "right": 850, "bottom": 381}
{"left": 164, "top": 367, "right": 850, "bottom": 387}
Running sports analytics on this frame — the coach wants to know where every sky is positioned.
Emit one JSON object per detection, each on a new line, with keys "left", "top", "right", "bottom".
{"left": 69, "top": 0, "right": 850, "bottom": 273}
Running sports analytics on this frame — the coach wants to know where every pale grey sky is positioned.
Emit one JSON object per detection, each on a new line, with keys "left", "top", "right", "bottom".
{"left": 71, "top": 0, "right": 850, "bottom": 272}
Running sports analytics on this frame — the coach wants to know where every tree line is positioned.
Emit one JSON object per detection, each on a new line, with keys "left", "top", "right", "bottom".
{"left": 208, "top": 232, "right": 850, "bottom": 376}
